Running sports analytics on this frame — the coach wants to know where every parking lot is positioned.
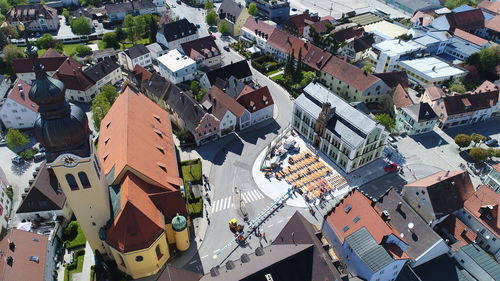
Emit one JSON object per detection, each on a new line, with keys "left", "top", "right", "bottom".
{"left": 289, "top": 0, "right": 408, "bottom": 19}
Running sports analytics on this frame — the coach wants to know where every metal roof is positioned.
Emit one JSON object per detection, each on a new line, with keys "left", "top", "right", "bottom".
{"left": 345, "top": 227, "right": 394, "bottom": 272}
{"left": 461, "top": 244, "right": 500, "bottom": 280}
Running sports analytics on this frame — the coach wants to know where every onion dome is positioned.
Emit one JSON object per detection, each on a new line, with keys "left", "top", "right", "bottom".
{"left": 172, "top": 214, "right": 187, "bottom": 231}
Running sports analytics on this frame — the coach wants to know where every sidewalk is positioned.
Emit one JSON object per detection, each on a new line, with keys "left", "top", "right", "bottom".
{"left": 72, "top": 242, "right": 95, "bottom": 281}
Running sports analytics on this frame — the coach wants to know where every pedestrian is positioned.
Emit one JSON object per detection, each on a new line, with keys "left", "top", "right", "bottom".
{"left": 262, "top": 232, "right": 267, "bottom": 242}
{"left": 207, "top": 217, "right": 210, "bottom": 225}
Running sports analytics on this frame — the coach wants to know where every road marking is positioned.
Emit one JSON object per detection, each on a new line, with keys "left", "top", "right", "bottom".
{"left": 201, "top": 255, "right": 208, "bottom": 259}
{"left": 223, "top": 197, "right": 231, "bottom": 209}
{"left": 213, "top": 249, "right": 220, "bottom": 253}
{"left": 189, "top": 260, "right": 197, "bottom": 264}
{"left": 267, "top": 224, "right": 273, "bottom": 228}
{"left": 211, "top": 196, "right": 235, "bottom": 214}
{"left": 241, "top": 190, "right": 265, "bottom": 204}
{"left": 277, "top": 219, "right": 283, "bottom": 223}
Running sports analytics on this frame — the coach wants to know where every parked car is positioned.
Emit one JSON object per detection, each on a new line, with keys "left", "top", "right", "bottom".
{"left": 485, "top": 139, "right": 498, "bottom": 147}
{"left": 33, "top": 152, "right": 46, "bottom": 162}
{"left": 0, "top": 138, "right": 6, "bottom": 146}
{"left": 223, "top": 46, "right": 230, "bottom": 52}
{"left": 388, "top": 136, "right": 397, "bottom": 143}
{"left": 176, "top": 0, "right": 181, "bottom": 4}
{"left": 11, "top": 156, "right": 24, "bottom": 165}
{"left": 384, "top": 163, "right": 398, "bottom": 173}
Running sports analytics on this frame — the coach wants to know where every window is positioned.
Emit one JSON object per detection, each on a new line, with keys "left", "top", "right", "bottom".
{"left": 78, "top": 172, "right": 91, "bottom": 189}
{"left": 66, "top": 174, "right": 79, "bottom": 190}
{"left": 135, "top": 256, "right": 144, "bottom": 262}
{"left": 155, "top": 244, "right": 163, "bottom": 260}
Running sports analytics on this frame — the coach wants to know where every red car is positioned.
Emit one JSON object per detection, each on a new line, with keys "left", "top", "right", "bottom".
{"left": 384, "top": 163, "right": 399, "bottom": 173}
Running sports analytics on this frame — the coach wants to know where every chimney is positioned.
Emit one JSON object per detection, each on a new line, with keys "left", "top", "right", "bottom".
{"left": 445, "top": 171, "right": 450, "bottom": 177}
{"left": 396, "top": 201, "right": 402, "bottom": 210}
{"left": 8, "top": 242, "right": 15, "bottom": 251}
{"left": 381, "top": 210, "right": 390, "bottom": 221}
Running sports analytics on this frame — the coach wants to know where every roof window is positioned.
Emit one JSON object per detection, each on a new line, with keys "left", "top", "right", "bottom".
{"left": 344, "top": 205, "right": 352, "bottom": 213}
{"left": 353, "top": 216, "right": 360, "bottom": 223}
{"left": 158, "top": 163, "right": 167, "bottom": 172}
{"left": 342, "top": 225, "right": 350, "bottom": 232}
{"left": 156, "top": 146, "right": 165, "bottom": 154}
{"left": 153, "top": 115, "right": 161, "bottom": 123}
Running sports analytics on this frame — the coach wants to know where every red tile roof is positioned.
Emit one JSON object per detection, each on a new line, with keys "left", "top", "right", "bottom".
{"left": 203, "top": 85, "right": 247, "bottom": 119}
{"left": 325, "top": 189, "right": 398, "bottom": 243}
{"left": 463, "top": 186, "right": 500, "bottom": 236}
{"left": 285, "top": 13, "right": 320, "bottom": 35}
{"left": 41, "top": 48, "right": 65, "bottom": 58}
{"left": 0, "top": 229, "right": 49, "bottom": 281}
{"left": 446, "top": 9, "right": 485, "bottom": 32}
{"left": 474, "top": 80, "right": 499, "bottom": 94}
{"left": 237, "top": 86, "right": 274, "bottom": 113}
{"left": 106, "top": 172, "right": 165, "bottom": 253}
{"left": 131, "top": 64, "right": 153, "bottom": 88}
{"left": 443, "top": 90, "right": 498, "bottom": 115}
{"left": 53, "top": 58, "right": 94, "bottom": 91}
{"left": 12, "top": 56, "right": 67, "bottom": 73}
{"left": 410, "top": 11, "right": 434, "bottom": 26}
{"left": 321, "top": 56, "right": 382, "bottom": 91}
{"left": 98, "top": 86, "right": 182, "bottom": 189}
{"left": 423, "top": 85, "right": 446, "bottom": 101}
{"left": 7, "top": 79, "right": 38, "bottom": 112}
{"left": 486, "top": 15, "right": 500, "bottom": 32}
{"left": 242, "top": 16, "right": 275, "bottom": 39}
{"left": 331, "top": 27, "right": 364, "bottom": 42}
{"left": 267, "top": 28, "right": 295, "bottom": 55}
{"left": 453, "top": 29, "right": 489, "bottom": 46}
{"left": 494, "top": 163, "right": 500, "bottom": 173}
{"left": 181, "top": 36, "right": 220, "bottom": 61}
{"left": 438, "top": 215, "right": 476, "bottom": 251}
{"left": 309, "top": 20, "right": 333, "bottom": 33}
{"left": 392, "top": 84, "right": 414, "bottom": 109}
{"left": 290, "top": 38, "right": 332, "bottom": 71}
{"left": 374, "top": 71, "right": 410, "bottom": 88}
{"left": 479, "top": 1, "right": 500, "bottom": 15}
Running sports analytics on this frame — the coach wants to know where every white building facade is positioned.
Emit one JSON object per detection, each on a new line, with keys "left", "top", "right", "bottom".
{"left": 0, "top": 80, "right": 38, "bottom": 129}
{"left": 157, "top": 50, "right": 197, "bottom": 84}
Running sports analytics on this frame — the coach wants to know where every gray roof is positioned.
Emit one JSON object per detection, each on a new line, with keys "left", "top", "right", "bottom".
{"left": 105, "top": 2, "right": 133, "bottom": 14}
{"left": 146, "top": 42, "right": 165, "bottom": 54}
{"left": 125, "top": 44, "right": 150, "bottom": 59}
{"left": 345, "top": 227, "right": 394, "bottom": 272}
{"left": 92, "top": 48, "right": 117, "bottom": 60}
{"left": 83, "top": 57, "right": 120, "bottom": 83}
{"left": 402, "top": 102, "right": 438, "bottom": 122}
{"left": 165, "top": 85, "right": 206, "bottom": 133}
{"left": 295, "top": 82, "right": 382, "bottom": 148}
{"left": 218, "top": 0, "right": 244, "bottom": 22}
{"left": 461, "top": 244, "right": 500, "bottom": 280}
{"left": 376, "top": 188, "right": 444, "bottom": 261}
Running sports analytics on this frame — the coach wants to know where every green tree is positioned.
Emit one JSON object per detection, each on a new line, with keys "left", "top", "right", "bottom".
{"left": 454, "top": 134, "right": 471, "bottom": 150}
{"left": 0, "top": 31, "right": 7, "bottom": 50}
{"left": 37, "top": 33, "right": 60, "bottom": 50}
{"left": 206, "top": 10, "right": 217, "bottom": 26}
{"left": 284, "top": 50, "right": 294, "bottom": 79}
{"left": 449, "top": 78, "right": 466, "bottom": 93}
{"left": 75, "top": 45, "right": 92, "bottom": 57}
{"left": 300, "top": 71, "right": 315, "bottom": 87}
{"left": 71, "top": 17, "right": 92, "bottom": 35}
{"left": 1, "top": 24, "right": 18, "bottom": 39}
{"left": 3, "top": 44, "right": 24, "bottom": 64}
{"left": 79, "top": 0, "right": 102, "bottom": 6}
{"left": 218, "top": 20, "right": 230, "bottom": 35}
{"left": 62, "top": 8, "right": 70, "bottom": 22}
{"left": 478, "top": 45, "right": 500, "bottom": 74}
{"left": 248, "top": 2, "right": 258, "bottom": 16}
{"left": 91, "top": 93, "right": 111, "bottom": 131}
{"left": 100, "top": 85, "right": 118, "bottom": 104}
{"left": 0, "top": 0, "right": 11, "bottom": 15}
{"left": 115, "top": 27, "right": 126, "bottom": 42}
{"left": 470, "top": 133, "right": 486, "bottom": 146}
{"left": 123, "top": 15, "right": 147, "bottom": 42}
{"left": 191, "top": 80, "right": 201, "bottom": 95}
{"left": 396, "top": 33, "right": 413, "bottom": 41}
{"left": 309, "top": 26, "right": 321, "bottom": 45}
{"left": 362, "top": 63, "right": 374, "bottom": 74}
{"left": 488, "top": 148, "right": 500, "bottom": 158}
{"left": 204, "top": 0, "right": 213, "bottom": 10}
{"left": 143, "top": 14, "right": 159, "bottom": 43}
{"left": 8, "top": 0, "right": 29, "bottom": 5}
{"left": 374, "top": 114, "right": 396, "bottom": 131}
{"left": 445, "top": 0, "right": 475, "bottom": 10}
{"left": 468, "top": 147, "right": 488, "bottom": 162}
{"left": 102, "top": 32, "right": 119, "bottom": 49}
{"left": 5, "top": 128, "right": 29, "bottom": 151}
{"left": 294, "top": 48, "right": 302, "bottom": 82}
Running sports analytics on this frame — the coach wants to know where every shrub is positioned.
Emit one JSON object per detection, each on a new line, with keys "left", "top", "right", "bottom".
{"left": 19, "top": 149, "right": 34, "bottom": 160}
{"left": 468, "top": 147, "right": 489, "bottom": 162}
{"left": 454, "top": 134, "right": 471, "bottom": 149}
{"left": 63, "top": 221, "right": 79, "bottom": 241}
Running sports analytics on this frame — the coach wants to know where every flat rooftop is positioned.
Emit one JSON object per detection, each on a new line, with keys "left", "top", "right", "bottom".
{"left": 364, "top": 20, "right": 409, "bottom": 39}
{"left": 399, "top": 57, "right": 466, "bottom": 79}
{"left": 373, "top": 39, "right": 424, "bottom": 57}
{"left": 157, "top": 49, "right": 196, "bottom": 72}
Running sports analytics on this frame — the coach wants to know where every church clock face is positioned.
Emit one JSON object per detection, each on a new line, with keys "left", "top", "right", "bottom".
{"left": 62, "top": 155, "right": 78, "bottom": 167}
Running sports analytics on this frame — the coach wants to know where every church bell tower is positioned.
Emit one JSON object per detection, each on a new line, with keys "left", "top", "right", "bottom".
{"left": 27, "top": 43, "right": 111, "bottom": 254}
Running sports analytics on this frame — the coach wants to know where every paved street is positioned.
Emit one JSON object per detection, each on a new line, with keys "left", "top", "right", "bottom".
{"left": 289, "top": 0, "right": 408, "bottom": 18}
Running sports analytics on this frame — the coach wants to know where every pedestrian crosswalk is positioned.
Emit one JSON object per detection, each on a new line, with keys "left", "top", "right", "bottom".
{"left": 211, "top": 189, "right": 265, "bottom": 213}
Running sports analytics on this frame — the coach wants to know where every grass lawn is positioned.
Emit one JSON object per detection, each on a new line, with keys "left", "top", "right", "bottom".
{"left": 89, "top": 40, "right": 106, "bottom": 50}
{"left": 65, "top": 223, "right": 86, "bottom": 249}
{"left": 181, "top": 159, "right": 202, "bottom": 189}
{"left": 271, "top": 74, "right": 283, "bottom": 81}
{"left": 65, "top": 254, "right": 84, "bottom": 281}
{"left": 18, "top": 43, "right": 85, "bottom": 57}
{"left": 267, "top": 68, "right": 282, "bottom": 76}
{"left": 120, "top": 38, "right": 151, "bottom": 49}
{"left": 17, "top": 46, "right": 45, "bottom": 56}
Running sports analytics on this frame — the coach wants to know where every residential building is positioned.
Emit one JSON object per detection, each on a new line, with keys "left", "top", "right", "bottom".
{"left": 241, "top": 16, "right": 276, "bottom": 50}
{"left": 454, "top": 243, "right": 500, "bottom": 281}
{"left": 412, "top": 254, "right": 479, "bottom": 281}
{"left": 363, "top": 20, "right": 409, "bottom": 42}
{"left": 389, "top": 83, "right": 414, "bottom": 116}
{"left": 484, "top": 15, "right": 500, "bottom": 43}
{"left": 402, "top": 170, "right": 475, "bottom": 226}
{"left": 293, "top": 82, "right": 388, "bottom": 173}
{"left": 12, "top": 49, "right": 67, "bottom": 83}
{"left": 322, "top": 189, "right": 410, "bottom": 281}
{"left": 0, "top": 168, "right": 12, "bottom": 237}
{"left": 142, "top": 73, "right": 172, "bottom": 109}
{"left": 244, "top": 0, "right": 290, "bottom": 23}
{"left": 201, "top": 86, "right": 249, "bottom": 134}
{"left": 0, "top": 229, "right": 57, "bottom": 281}
{"left": 303, "top": 19, "right": 334, "bottom": 42}
{"left": 330, "top": 26, "right": 365, "bottom": 44}
{"left": 419, "top": 85, "right": 446, "bottom": 104}
{"left": 181, "top": 36, "right": 221, "bottom": 70}
{"left": 456, "top": 186, "right": 500, "bottom": 256}
{"left": 119, "top": 44, "right": 152, "bottom": 71}
{"left": 431, "top": 9, "right": 485, "bottom": 33}
{"left": 340, "top": 33, "right": 375, "bottom": 62}
{"left": 83, "top": 57, "right": 123, "bottom": 90}
{"left": 395, "top": 102, "right": 439, "bottom": 135}
{"left": 0, "top": 79, "right": 38, "bottom": 129}
{"left": 157, "top": 49, "right": 198, "bottom": 84}
{"left": 200, "top": 60, "right": 252, "bottom": 89}
{"left": 0, "top": 76, "right": 11, "bottom": 99}
{"left": 396, "top": 56, "right": 467, "bottom": 85}
{"left": 16, "top": 163, "right": 72, "bottom": 222}
{"left": 427, "top": 82, "right": 499, "bottom": 129}
{"left": 319, "top": 56, "right": 391, "bottom": 103}
{"left": 130, "top": 64, "right": 153, "bottom": 89}
{"left": 7, "top": 4, "right": 59, "bottom": 32}
{"left": 283, "top": 12, "right": 320, "bottom": 36}
{"left": 369, "top": 39, "right": 425, "bottom": 74}
{"left": 217, "top": 0, "right": 250, "bottom": 36}
{"left": 92, "top": 48, "right": 118, "bottom": 63}
{"left": 53, "top": 57, "right": 97, "bottom": 102}
{"left": 105, "top": 0, "right": 159, "bottom": 22}
{"left": 201, "top": 211, "right": 343, "bottom": 281}
{"left": 375, "top": 188, "right": 449, "bottom": 267}
{"left": 146, "top": 42, "right": 168, "bottom": 60}
{"left": 165, "top": 85, "right": 220, "bottom": 145}
{"left": 156, "top": 19, "right": 199, "bottom": 50}
{"left": 266, "top": 28, "right": 296, "bottom": 62}
{"left": 236, "top": 85, "right": 274, "bottom": 127}
{"left": 410, "top": 11, "right": 435, "bottom": 27}
{"left": 479, "top": 1, "right": 500, "bottom": 16}
{"left": 484, "top": 164, "right": 500, "bottom": 193}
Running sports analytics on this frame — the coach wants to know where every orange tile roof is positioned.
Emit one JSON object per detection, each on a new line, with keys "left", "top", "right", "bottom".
{"left": 479, "top": 1, "right": 500, "bottom": 15}
{"left": 474, "top": 80, "right": 499, "bottom": 94}
{"left": 204, "top": 85, "right": 247, "bottom": 119}
{"left": 494, "top": 163, "right": 500, "bottom": 173}
{"left": 41, "top": 48, "right": 66, "bottom": 58}
{"left": 463, "top": 186, "right": 500, "bottom": 236}
{"left": 53, "top": 58, "right": 94, "bottom": 91}
{"left": 453, "top": 29, "right": 489, "bottom": 47}
{"left": 383, "top": 243, "right": 410, "bottom": 260}
{"left": 438, "top": 215, "right": 476, "bottom": 251}
{"left": 236, "top": 86, "right": 274, "bottom": 113}
{"left": 98, "top": 86, "right": 182, "bottom": 189}
{"left": 321, "top": 56, "right": 381, "bottom": 92}
{"left": 7, "top": 79, "right": 38, "bottom": 112}
{"left": 392, "top": 84, "right": 414, "bottom": 109}
{"left": 106, "top": 172, "right": 165, "bottom": 252}
{"left": 0, "top": 229, "right": 49, "bottom": 281}
{"left": 325, "top": 189, "right": 398, "bottom": 243}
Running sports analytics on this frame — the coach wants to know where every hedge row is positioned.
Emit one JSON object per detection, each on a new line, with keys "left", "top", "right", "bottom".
{"left": 65, "top": 249, "right": 85, "bottom": 271}
{"left": 251, "top": 55, "right": 284, "bottom": 74}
